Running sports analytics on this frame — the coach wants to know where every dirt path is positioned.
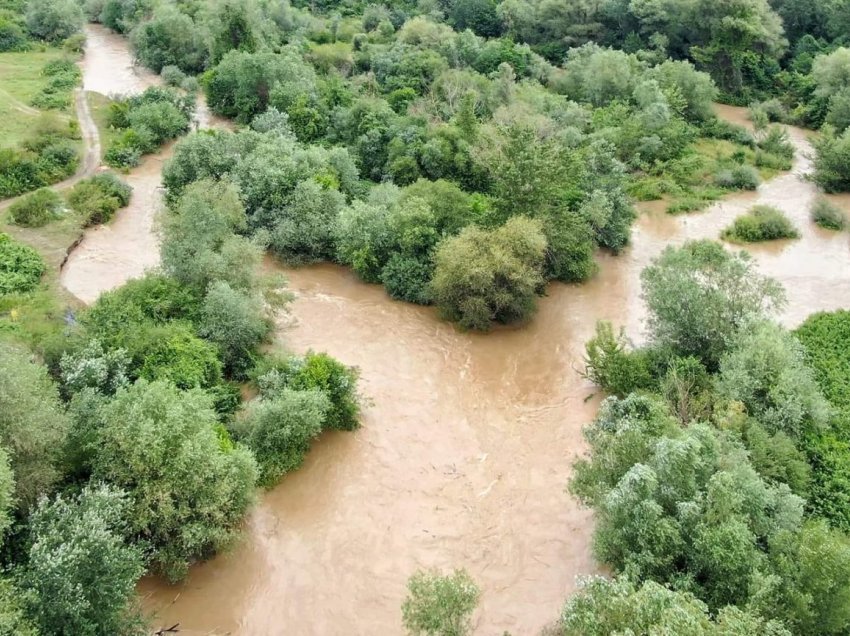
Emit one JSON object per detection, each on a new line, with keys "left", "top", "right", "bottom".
{"left": 0, "top": 88, "right": 101, "bottom": 212}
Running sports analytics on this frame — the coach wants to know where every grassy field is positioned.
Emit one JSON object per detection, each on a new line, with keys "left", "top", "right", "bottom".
{"left": 0, "top": 48, "right": 75, "bottom": 148}
{"left": 87, "top": 90, "right": 119, "bottom": 155}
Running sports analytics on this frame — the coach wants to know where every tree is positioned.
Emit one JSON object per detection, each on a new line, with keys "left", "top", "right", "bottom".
{"left": 90, "top": 380, "right": 257, "bottom": 581}
{"left": 198, "top": 281, "right": 270, "bottom": 376}
{"left": 560, "top": 576, "right": 791, "bottom": 636}
{"left": 204, "top": 49, "right": 317, "bottom": 122}
{"left": 243, "top": 389, "right": 329, "bottom": 487}
{"left": 812, "top": 127, "right": 850, "bottom": 193}
{"left": 160, "top": 179, "right": 261, "bottom": 293}
{"left": 430, "top": 216, "right": 547, "bottom": 330}
{"left": 401, "top": 569, "right": 480, "bottom": 636}
{"left": 716, "top": 319, "right": 829, "bottom": 437}
{"left": 688, "top": 0, "right": 787, "bottom": 95}
{"left": 640, "top": 240, "right": 785, "bottom": 369}
{"left": 269, "top": 179, "right": 344, "bottom": 263}
{"left": 450, "top": 0, "right": 503, "bottom": 37}
{"left": 25, "top": 0, "right": 83, "bottom": 42}
{"left": 19, "top": 485, "right": 145, "bottom": 636}
{"left": 0, "top": 344, "right": 68, "bottom": 508}
{"left": 130, "top": 6, "right": 207, "bottom": 73}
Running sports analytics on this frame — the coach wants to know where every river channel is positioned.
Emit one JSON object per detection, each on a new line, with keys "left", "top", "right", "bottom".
{"left": 59, "top": 26, "right": 850, "bottom": 636}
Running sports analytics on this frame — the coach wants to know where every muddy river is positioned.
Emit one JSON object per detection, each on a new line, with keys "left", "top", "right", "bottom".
{"left": 59, "top": 27, "right": 850, "bottom": 636}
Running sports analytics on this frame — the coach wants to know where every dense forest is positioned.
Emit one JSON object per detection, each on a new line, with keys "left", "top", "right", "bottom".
{"left": 1, "top": 0, "right": 850, "bottom": 633}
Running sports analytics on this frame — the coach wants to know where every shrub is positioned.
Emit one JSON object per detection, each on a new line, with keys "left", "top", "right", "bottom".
{"left": 0, "top": 233, "right": 46, "bottom": 294}
{"left": 160, "top": 64, "right": 185, "bottom": 87}
{"left": 136, "top": 322, "right": 223, "bottom": 389}
{"left": 560, "top": 576, "right": 791, "bottom": 636}
{"left": 430, "top": 216, "right": 547, "bottom": 331}
{"left": 8, "top": 188, "right": 62, "bottom": 227}
{"left": 0, "top": 18, "right": 28, "bottom": 52}
{"left": 401, "top": 569, "right": 479, "bottom": 636}
{"left": 67, "top": 173, "right": 131, "bottom": 226}
{"left": 583, "top": 321, "right": 654, "bottom": 397}
{"left": 722, "top": 205, "right": 799, "bottom": 243}
{"left": 714, "top": 164, "right": 760, "bottom": 190}
{"left": 258, "top": 352, "right": 361, "bottom": 432}
{"left": 811, "top": 197, "right": 847, "bottom": 230}
{"left": 812, "top": 127, "right": 850, "bottom": 193}
{"left": 243, "top": 389, "right": 329, "bottom": 487}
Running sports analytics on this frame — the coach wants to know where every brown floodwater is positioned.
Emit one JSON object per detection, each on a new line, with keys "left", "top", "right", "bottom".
{"left": 61, "top": 29, "right": 850, "bottom": 635}
{"left": 60, "top": 26, "right": 226, "bottom": 303}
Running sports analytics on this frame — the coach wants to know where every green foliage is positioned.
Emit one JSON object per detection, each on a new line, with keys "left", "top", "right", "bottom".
{"left": 269, "top": 179, "right": 344, "bottom": 263}
{"left": 430, "top": 216, "right": 547, "bottom": 330}
{"left": 811, "top": 197, "right": 848, "bottom": 230}
{"left": 104, "top": 88, "right": 192, "bottom": 169}
{"left": 137, "top": 323, "right": 222, "bottom": 389}
{"left": 0, "top": 234, "right": 45, "bottom": 295}
{"left": 205, "top": 49, "right": 316, "bottom": 122}
{"left": 130, "top": 5, "right": 207, "bottom": 73}
{"left": 161, "top": 179, "right": 260, "bottom": 293}
{"left": 722, "top": 205, "right": 800, "bottom": 242}
{"left": 716, "top": 319, "right": 829, "bottom": 437}
{"left": 0, "top": 343, "right": 68, "bottom": 507}
{"left": 90, "top": 380, "right": 257, "bottom": 581}
{"left": 641, "top": 240, "right": 785, "bottom": 369}
{"left": 795, "top": 310, "right": 850, "bottom": 531}
{"left": 19, "top": 485, "right": 145, "bottom": 636}
{"left": 256, "top": 352, "right": 361, "bottom": 432}
{"left": 583, "top": 321, "right": 654, "bottom": 397}
{"left": 560, "top": 577, "right": 791, "bottom": 636}
{"left": 25, "top": 0, "right": 83, "bottom": 43}
{"left": 242, "top": 388, "right": 329, "bottom": 487}
{"left": 67, "top": 174, "right": 132, "bottom": 226}
{"left": 59, "top": 339, "right": 130, "bottom": 397}
{"left": 812, "top": 126, "right": 850, "bottom": 193}
{"left": 714, "top": 164, "right": 761, "bottom": 190}
{"left": 198, "top": 281, "right": 269, "bottom": 377}
{"left": 8, "top": 188, "right": 62, "bottom": 228}
{"left": 31, "top": 57, "right": 81, "bottom": 110}
{"left": 401, "top": 569, "right": 480, "bottom": 636}
{"left": 0, "top": 578, "right": 39, "bottom": 636}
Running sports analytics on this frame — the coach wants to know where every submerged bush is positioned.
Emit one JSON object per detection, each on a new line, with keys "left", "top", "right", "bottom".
{"left": 402, "top": 569, "right": 480, "bottom": 636}
{"left": 812, "top": 127, "right": 850, "bottom": 193}
{"left": 67, "top": 173, "right": 132, "bottom": 226}
{"left": 810, "top": 197, "right": 847, "bottom": 230}
{"left": 722, "top": 205, "right": 799, "bottom": 243}
{"left": 430, "top": 216, "right": 547, "bottom": 331}
{"left": 584, "top": 321, "right": 654, "bottom": 397}
{"left": 0, "top": 233, "right": 46, "bottom": 295}
{"left": 714, "top": 164, "right": 760, "bottom": 190}
{"left": 243, "top": 388, "right": 329, "bottom": 487}
{"left": 8, "top": 188, "right": 62, "bottom": 227}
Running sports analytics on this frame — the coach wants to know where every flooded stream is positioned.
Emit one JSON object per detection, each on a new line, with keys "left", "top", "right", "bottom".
{"left": 61, "top": 28, "right": 850, "bottom": 636}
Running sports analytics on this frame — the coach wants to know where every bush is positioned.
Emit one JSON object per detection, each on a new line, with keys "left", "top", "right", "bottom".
{"left": 160, "top": 64, "right": 185, "bottom": 87}
{"left": 136, "top": 322, "right": 223, "bottom": 389}
{"left": 67, "top": 173, "right": 131, "bottom": 226}
{"left": 8, "top": 187, "right": 62, "bottom": 227}
{"left": 722, "top": 205, "right": 800, "bottom": 243}
{"left": 243, "top": 389, "right": 329, "bottom": 487}
{"left": 0, "top": 233, "right": 46, "bottom": 294}
{"left": 811, "top": 197, "right": 847, "bottom": 230}
{"left": 401, "top": 569, "right": 479, "bottom": 636}
{"left": 258, "top": 352, "right": 361, "bottom": 432}
{"left": 0, "top": 18, "right": 28, "bottom": 52}
{"left": 714, "top": 164, "right": 760, "bottom": 190}
{"left": 812, "top": 127, "right": 850, "bottom": 193}
{"left": 430, "top": 216, "right": 547, "bottom": 331}
{"left": 583, "top": 321, "right": 654, "bottom": 397}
